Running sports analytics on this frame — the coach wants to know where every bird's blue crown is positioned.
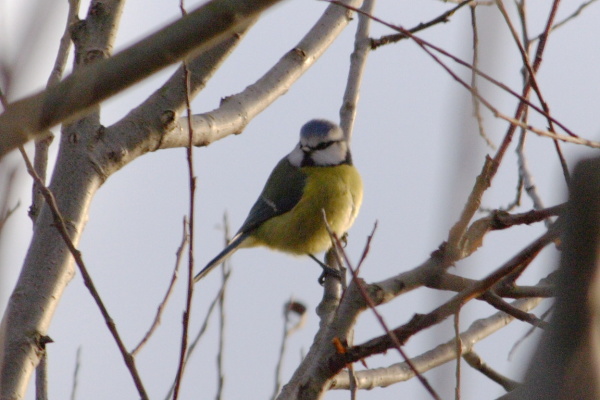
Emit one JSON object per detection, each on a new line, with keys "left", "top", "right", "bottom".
{"left": 300, "top": 119, "right": 340, "bottom": 139}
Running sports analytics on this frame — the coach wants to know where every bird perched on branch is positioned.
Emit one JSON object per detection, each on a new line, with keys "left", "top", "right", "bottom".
{"left": 194, "top": 119, "right": 363, "bottom": 283}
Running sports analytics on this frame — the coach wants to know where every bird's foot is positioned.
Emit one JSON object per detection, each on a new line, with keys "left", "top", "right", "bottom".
{"left": 317, "top": 265, "right": 342, "bottom": 285}
{"left": 340, "top": 232, "right": 349, "bottom": 247}
{"left": 309, "top": 254, "right": 342, "bottom": 285}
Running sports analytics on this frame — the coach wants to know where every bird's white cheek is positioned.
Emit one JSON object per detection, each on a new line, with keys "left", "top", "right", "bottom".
{"left": 312, "top": 144, "right": 346, "bottom": 166}
{"left": 287, "top": 148, "right": 304, "bottom": 167}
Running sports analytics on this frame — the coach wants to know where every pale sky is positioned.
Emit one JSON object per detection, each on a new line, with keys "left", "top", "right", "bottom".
{"left": 1, "top": 1, "right": 599, "bottom": 399}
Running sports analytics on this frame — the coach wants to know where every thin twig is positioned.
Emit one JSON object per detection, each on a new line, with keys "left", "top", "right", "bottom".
{"left": 131, "top": 219, "right": 189, "bottom": 356}
{"left": 490, "top": 204, "right": 563, "bottom": 228}
{"left": 271, "top": 299, "right": 307, "bottom": 400}
{"left": 527, "top": 0, "right": 572, "bottom": 183}
{"left": 495, "top": 0, "right": 570, "bottom": 183}
{"left": 172, "top": 0, "right": 198, "bottom": 393}
{"left": 328, "top": 1, "right": 576, "bottom": 273}
{"left": 216, "top": 213, "right": 231, "bottom": 400}
{"left": 272, "top": 302, "right": 289, "bottom": 400}
{"left": 530, "top": 0, "right": 599, "bottom": 41}
{"left": 330, "top": 296, "right": 540, "bottom": 390}
{"left": 463, "top": 352, "right": 520, "bottom": 391}
{"left": 469, "top": 4, "right": 495, "bottom": 149}
{"left": 17, "top": 148, "right": 149, "bottom": 399}
{"left": 70, "top": 347, "right": 82, "bottom": 400}
{"left": 506, "top": 133, "right": 526, "bottom": 211}
{"left": 330, "top": 227, "right": 559, "bottom": 369}
{"left": 481, "top": 292, "right": 548, "bottom": 328}
{"left": 508, "top": 0, "right": 532, "bottom": 213}
{"left": 163, "top": 272, "right": 231, "bottom": 400}
{"left": 427, "top": 271, "right": 556, "bottom": 299}
{"left": 508, "top": 305, "right": 553, "bottom": 360}
{"left": 329, "top": 0, "right": 578, "bottom": 140}
{"left": 499, "top": 112, "right": 598, "bottom": 147}
{"left": 456, "top": 204, "right": 563, "bottom": 258}
{"left": 446, "top": 157, "right": 496, "bottom": 262}
{"left": 331, "top": 225, "right": 442, "bottom": 400}
{"left": 30, "top": 0, "right": 81, "bottom": 222}
{"left": 370, "top": 0, "right": 474, "bottom": 49}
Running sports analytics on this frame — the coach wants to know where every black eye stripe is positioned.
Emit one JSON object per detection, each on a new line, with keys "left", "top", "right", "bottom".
{"left": 309, "top": 140, "right": 338, "bottom": 151}
{"left": 315, "top": 141, "right": 333, "bottom": 150}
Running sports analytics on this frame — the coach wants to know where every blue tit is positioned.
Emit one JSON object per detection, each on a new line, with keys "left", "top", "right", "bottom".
{"left": 194, "top": 119, "right": 363, "bottom": 283}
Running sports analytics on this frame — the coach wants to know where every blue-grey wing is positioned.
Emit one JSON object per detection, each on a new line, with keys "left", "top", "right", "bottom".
{"left": 237, "top": 157, "right": 307, "bottom": 233}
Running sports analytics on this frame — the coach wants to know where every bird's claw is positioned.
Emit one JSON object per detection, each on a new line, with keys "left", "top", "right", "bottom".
{"left": 317, "top": 264, "right": 342, "bottom": 285}
{"left": 309, "top": 254, "right": 343, "bottom": 285}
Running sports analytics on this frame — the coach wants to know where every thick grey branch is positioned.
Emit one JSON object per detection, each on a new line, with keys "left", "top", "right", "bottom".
{"left": 94, "top": 21, "right": 255, "bottom": 173}
{"left": 159, "top": 0, "right": 363, "bottom": 151}
{"left": 0, "top": 0, "right": 282, "bottom": 158}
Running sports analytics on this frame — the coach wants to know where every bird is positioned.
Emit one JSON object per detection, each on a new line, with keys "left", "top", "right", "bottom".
{"left": 194, "top": 119, "right": 363, "bottom": 283}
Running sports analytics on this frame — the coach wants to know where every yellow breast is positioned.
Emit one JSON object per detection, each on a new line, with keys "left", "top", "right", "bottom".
{"left": 249, "top": 164, "right": 363, "bottom": 255}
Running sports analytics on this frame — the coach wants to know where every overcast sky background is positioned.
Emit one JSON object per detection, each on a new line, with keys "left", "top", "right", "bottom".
{"left": 2, "top": 0, "right": 600, "bottom": 399}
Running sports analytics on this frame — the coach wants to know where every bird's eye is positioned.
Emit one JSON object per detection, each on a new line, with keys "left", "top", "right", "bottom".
{"left": 314, "top": 141, "right": 336, "bottom": 151}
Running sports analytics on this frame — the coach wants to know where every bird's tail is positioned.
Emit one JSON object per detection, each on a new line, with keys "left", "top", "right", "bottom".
{"left": 193, "top": 231, "right": 251, "bottom": 283}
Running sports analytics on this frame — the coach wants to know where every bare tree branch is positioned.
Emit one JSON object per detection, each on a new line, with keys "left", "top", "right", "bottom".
{"left": 330, "top": 296, "right": 540, "bottom": 390}
{"left": 70, "top": 347, "right": 82, "bottom": 400}
{"left": 463, "top": 352, "right": 520, "bottom": 391}
{"left": 370, "top": 0, "right": 475, "bottom": 49}
{"left": 530, "top": 0, "right": 599, "bottom": 41}
{"left": 158, "top": 0, "right": 364, "bottom": 153}
{"left": 29, "top": 0, "right": 81, "bottom": 222}
{"left": 131, "top": 220, "right": 188, "bottom": 356}
{"left": 0, "top": 0, "right": 283, "bottom": 158}
{"left": 469, "top": 4, "right": 496, "bottom": 149}
{"left": 13, "top": 147, "right": 149, "bottom": 399}
{"left": 216, "top": 213, "right": 232, "bottom": 400}
{"left": 34, "top": 336, "right": 53, "bottom": 400}
{"left": 0, "top": 1, "right": 363, "bottom": 397}
{"left": 339, "top": 0, "right": 375, "bottom": 140}
{"left": 272, "top": 299, "right": 307, "bottom": 400}
{"left": 163, "top": 271, "right": 232, "bottom": 400}
{"left": 327, "top": 226, "right": 558, "bottom": 373}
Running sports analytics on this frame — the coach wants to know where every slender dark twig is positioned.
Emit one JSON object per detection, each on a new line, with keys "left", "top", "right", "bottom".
{"left": 18, "top": 148, "right": 149, "bottom": 399}
{"left": 329, "top": 227, "right": 559, "bottom": 370}
{"left": 271, "top": 299, "right": 307, "bottom": 400}
{"left": 481, "top": 292, "right": 548, "bottom": 329}
{"left": 469, "top": 4, "right": 495, "bottom": 149}
{"left": 30, "top": 0, "right": 81, "bottom": 222}
{"left": 328, "top": 1, "right": 578, "bottom": 141}
{"left": 495, "top": 0, "right": 570, "bottom": 184}
{"left": 508, "top": 306, "right": 553, "bottom": 360}
{"left": 70, "top": 347, "right": 82, "bottom": 400}
{"left": 330, "top": 226, "right": 442, "bottom": 400}
{"left": 131, "top": 220, "right": 189, "bottom": 356}
{"left": 463, "top": 352, "right": 520, "bottom": 391}
{"left": 172, "top": 0, "right": 198, "bottom": 392}
{"left": 530, "top": 0, "right": 598, "bottom": 41}
{"left": 370, "top": 0, "right": 474, "bottom": 49}
{"left": 216, "top": 213, "right": 231, "bottom": 400}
